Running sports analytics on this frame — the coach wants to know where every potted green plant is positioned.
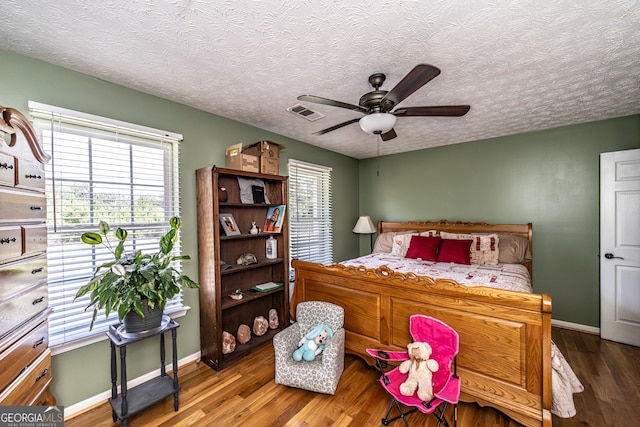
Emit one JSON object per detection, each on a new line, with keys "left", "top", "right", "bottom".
{"left": 75, "top": 216, "right": 199, "bottom": 333}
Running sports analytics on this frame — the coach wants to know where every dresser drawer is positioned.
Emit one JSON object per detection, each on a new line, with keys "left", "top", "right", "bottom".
{"left": 0, "top": 348, "right": 52, "bottom": 405}
{"left": 0, "top": 189, "right": 46, "bottom": 223}
{"left": 16, "top": 159, "right": 46, "bottom": 192}
{"left": 0, "top": 255, "right": 47, "bottom": 302}
{"left": 0, "top": 319, "right": 48, "bottom": 393}
{"left": 0, "top": 283, "right": 48, "bottom": 338}
{"left": 22, "top": 224, "right": 47, "bottom": 256}
{"left": 0, "top": 152, "right": 16, "bottom": 187}
{"left": 0, "top": 226, "right": 22, "bottom": 262}
{"left": 0, "top": 226, "right": 46, "bottom": 263}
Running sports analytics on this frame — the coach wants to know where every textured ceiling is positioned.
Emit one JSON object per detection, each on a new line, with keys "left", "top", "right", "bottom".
{"left": 3, "top": 0, "right": 639, "bottom": 159}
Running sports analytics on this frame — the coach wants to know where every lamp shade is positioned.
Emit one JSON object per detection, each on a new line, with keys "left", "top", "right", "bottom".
{"left": 359, "top": 113, "right": 397, "bottom": 134}
{"left": 352, "top": 216, "right": 376, "bottom": 234}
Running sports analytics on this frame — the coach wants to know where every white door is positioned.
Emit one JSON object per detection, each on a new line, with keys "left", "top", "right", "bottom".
{"left": 600, "top": 148, "right": 640, "bottom": 346}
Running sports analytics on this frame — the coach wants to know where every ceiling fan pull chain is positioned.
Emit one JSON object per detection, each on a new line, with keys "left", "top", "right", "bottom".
{"left": 377, "top": 135, "right": 381, "bottom": 176}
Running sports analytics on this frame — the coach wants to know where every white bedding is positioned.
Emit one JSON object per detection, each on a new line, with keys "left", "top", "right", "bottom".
{"left": 342, "top": 253, "right": 532, "bottom": 293}
{"left": 341, "top": 253, "right": 584, "bottom": 418}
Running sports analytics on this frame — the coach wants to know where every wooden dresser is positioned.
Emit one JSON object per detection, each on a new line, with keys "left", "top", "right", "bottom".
{"left": 0, "top": 105, "right": 55, "bottom": 405}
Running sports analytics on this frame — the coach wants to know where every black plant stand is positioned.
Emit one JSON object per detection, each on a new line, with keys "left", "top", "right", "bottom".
{"left": 106, "top": 317, "right": 180, "bottom": 426}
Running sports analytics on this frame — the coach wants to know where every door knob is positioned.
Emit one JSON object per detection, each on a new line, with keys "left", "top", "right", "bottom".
{"left": 604, "top": 253, "right": 624, "bottom": 260}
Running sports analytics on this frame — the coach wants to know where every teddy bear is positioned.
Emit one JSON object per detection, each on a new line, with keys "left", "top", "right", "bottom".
{"left": 292, "top": 324, "right": 333, "bottom": 362}
{"left": 398, "top": 341, "right": 439, "bottom": 401}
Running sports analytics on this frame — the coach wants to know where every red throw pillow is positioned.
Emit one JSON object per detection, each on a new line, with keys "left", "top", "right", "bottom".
{"left": 437, "top": 239, "right": 473, "bottom": 264}
{"left": 405, "top": 235, "right": 441, "bottom": 261}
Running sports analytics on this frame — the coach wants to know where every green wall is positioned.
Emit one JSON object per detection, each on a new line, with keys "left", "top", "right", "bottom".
{"left": 358, "top": 117, "right": 640, "bottom": 327}
{"left": 1, "top": 49, "right": 359, "bottom": 407}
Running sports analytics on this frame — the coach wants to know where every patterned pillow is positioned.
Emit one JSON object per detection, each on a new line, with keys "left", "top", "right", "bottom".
{"left": 373, "top": 230, "right": 416, "bottom": 254}
{"left": 440, "top": 232, "right": 500, "bottom": 265}
{"left": 390, "top": 233, "right": 418, "bottom": 256}
{"left": 391, "top": 231, "right": 440, "bottom": 256}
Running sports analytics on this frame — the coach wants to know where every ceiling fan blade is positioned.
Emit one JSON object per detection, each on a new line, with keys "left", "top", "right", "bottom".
{"left": 298, "top": 95, "right": 367, "bottom": 114}
{"left": 380, "top": 64, "right": 441, "bottom": 110}
{"left": 312, "top": 118, "right": 361, "bottom": 135}
{"left": 380, "top": 128, "right": 397, "bottom": 141}
{"left": 393, "top": 105, "right": 471, "bottom": 117}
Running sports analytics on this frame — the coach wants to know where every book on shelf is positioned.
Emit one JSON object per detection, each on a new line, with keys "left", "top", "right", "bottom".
{"left": 251, "top": 282, "right": 284, "bottom": 292}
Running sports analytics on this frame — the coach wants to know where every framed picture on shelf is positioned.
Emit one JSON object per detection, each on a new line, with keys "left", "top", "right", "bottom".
{"left": 219, "top": 213, "right": 241, "bottom": 236}
{"left": 264, "top": 205, "right": 286, "bottom": 233}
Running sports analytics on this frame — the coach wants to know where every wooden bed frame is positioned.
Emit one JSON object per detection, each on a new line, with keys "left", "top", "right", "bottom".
{"left": 291, "top": 220, "right": 552, "bottom": 427}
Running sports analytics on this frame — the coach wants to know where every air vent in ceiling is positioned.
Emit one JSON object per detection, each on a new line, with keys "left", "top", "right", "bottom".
{"left": 286, "top": 103, "right": 324, "bottom": 121}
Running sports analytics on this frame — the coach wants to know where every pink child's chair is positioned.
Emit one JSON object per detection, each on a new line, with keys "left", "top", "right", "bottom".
{"left": 366, "top": 315, "right": 460, "bottom": 427}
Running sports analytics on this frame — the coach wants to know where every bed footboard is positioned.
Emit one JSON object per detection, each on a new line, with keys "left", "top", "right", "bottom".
{"left": 291, "top": 259, "right": 552, "bottom": 427}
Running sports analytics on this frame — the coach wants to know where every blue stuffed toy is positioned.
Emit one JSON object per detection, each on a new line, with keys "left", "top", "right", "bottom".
{"left": 292, "top": 324, "right": 333, "bottom": 362}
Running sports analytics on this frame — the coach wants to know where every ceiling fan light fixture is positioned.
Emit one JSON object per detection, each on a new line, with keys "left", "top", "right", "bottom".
{"left": 359, "top": 113, "right": 396, "bottom": 134}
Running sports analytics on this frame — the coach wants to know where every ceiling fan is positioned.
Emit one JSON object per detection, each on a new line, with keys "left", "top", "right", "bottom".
{"left": 298, "top": 64, "right": 470, "bottom": 141}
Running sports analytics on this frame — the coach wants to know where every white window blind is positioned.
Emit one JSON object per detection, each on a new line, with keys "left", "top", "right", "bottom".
{"left": 288, "top": 160, "right": 333, "bottom": 266}
{"left": 28, "top": 101, "right": 184, "bottom": 349}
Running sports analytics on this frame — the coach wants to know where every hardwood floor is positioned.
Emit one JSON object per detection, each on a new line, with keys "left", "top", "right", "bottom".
{"left": 66, "top": 327, "right": 639, "bottom": 426}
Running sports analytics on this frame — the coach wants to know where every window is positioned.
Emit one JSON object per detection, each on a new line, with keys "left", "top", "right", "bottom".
{"left": 288, "top": 160, "right": 333, "bottom": 268}
{"left": 29, "top": 101, "right": 184, "bottom": 350}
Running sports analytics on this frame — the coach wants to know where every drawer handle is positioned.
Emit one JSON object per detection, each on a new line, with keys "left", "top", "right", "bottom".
{"left": 35, "top": 368, "right": 48, "bottom": 382}
{"left": 0, "top": 237, "right": 17, "bottom": 244}
{"left": 30, "top": 206, "right": 43, "bottom": 210}
{"left": 26, "top": 174, "right": 43, "bottom": 179}
{"left": 32, "top": 267, "right": 45, "bottom": 274}
{"left": 32, "top": 296, "right": 45, "bottom": 305}
{"left": 33, "top": 337, "right": 46, "bottom": 348}
{"left": 0, "top": 162, "right": 14, "bottom": 169}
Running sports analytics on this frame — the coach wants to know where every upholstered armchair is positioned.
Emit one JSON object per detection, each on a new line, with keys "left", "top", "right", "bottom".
{"left": 273, "top": 301, "right": 345, "bottom": 394}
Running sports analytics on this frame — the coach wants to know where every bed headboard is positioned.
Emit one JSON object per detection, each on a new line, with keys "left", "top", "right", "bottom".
{"left": 378, "top": 219, "right": 533, "bottom": 278}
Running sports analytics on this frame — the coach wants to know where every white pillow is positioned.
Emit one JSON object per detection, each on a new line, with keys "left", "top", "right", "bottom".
{"left": 390, "top": 233, "right": 417, "bottom": 256}
{"left": 373, "top": 231, "right": 416, "bottom": 254}
{"left": 390, "top": 231, "right": 439, "bottom": 256}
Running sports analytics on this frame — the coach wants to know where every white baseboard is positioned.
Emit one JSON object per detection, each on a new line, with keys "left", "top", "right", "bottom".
{"left": 64, "top": 351, "right": 201, "bottom": 419}
{"left": 552, "top": 319, "right": 600, "bottom": 335}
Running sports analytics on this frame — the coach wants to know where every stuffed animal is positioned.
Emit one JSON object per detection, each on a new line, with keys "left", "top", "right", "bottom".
{"left": 292, "top": 324, "right": 333, "bottom": 362}
{"left": 399, "top": 341, "right": 439, "bottom": 401}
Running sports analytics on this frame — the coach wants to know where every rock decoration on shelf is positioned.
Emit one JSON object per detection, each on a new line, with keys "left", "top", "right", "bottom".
{"left": 269, "top": 308, "right": 279, "bottom": 329}
{"left": 237, "top": 324, "right": 251, "bottom": 344}
{"left": 222, "top": 331, "right": 236, "bottom": 354}
{"left": 253, "top": 316, "right": 268, "bottom": 336}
